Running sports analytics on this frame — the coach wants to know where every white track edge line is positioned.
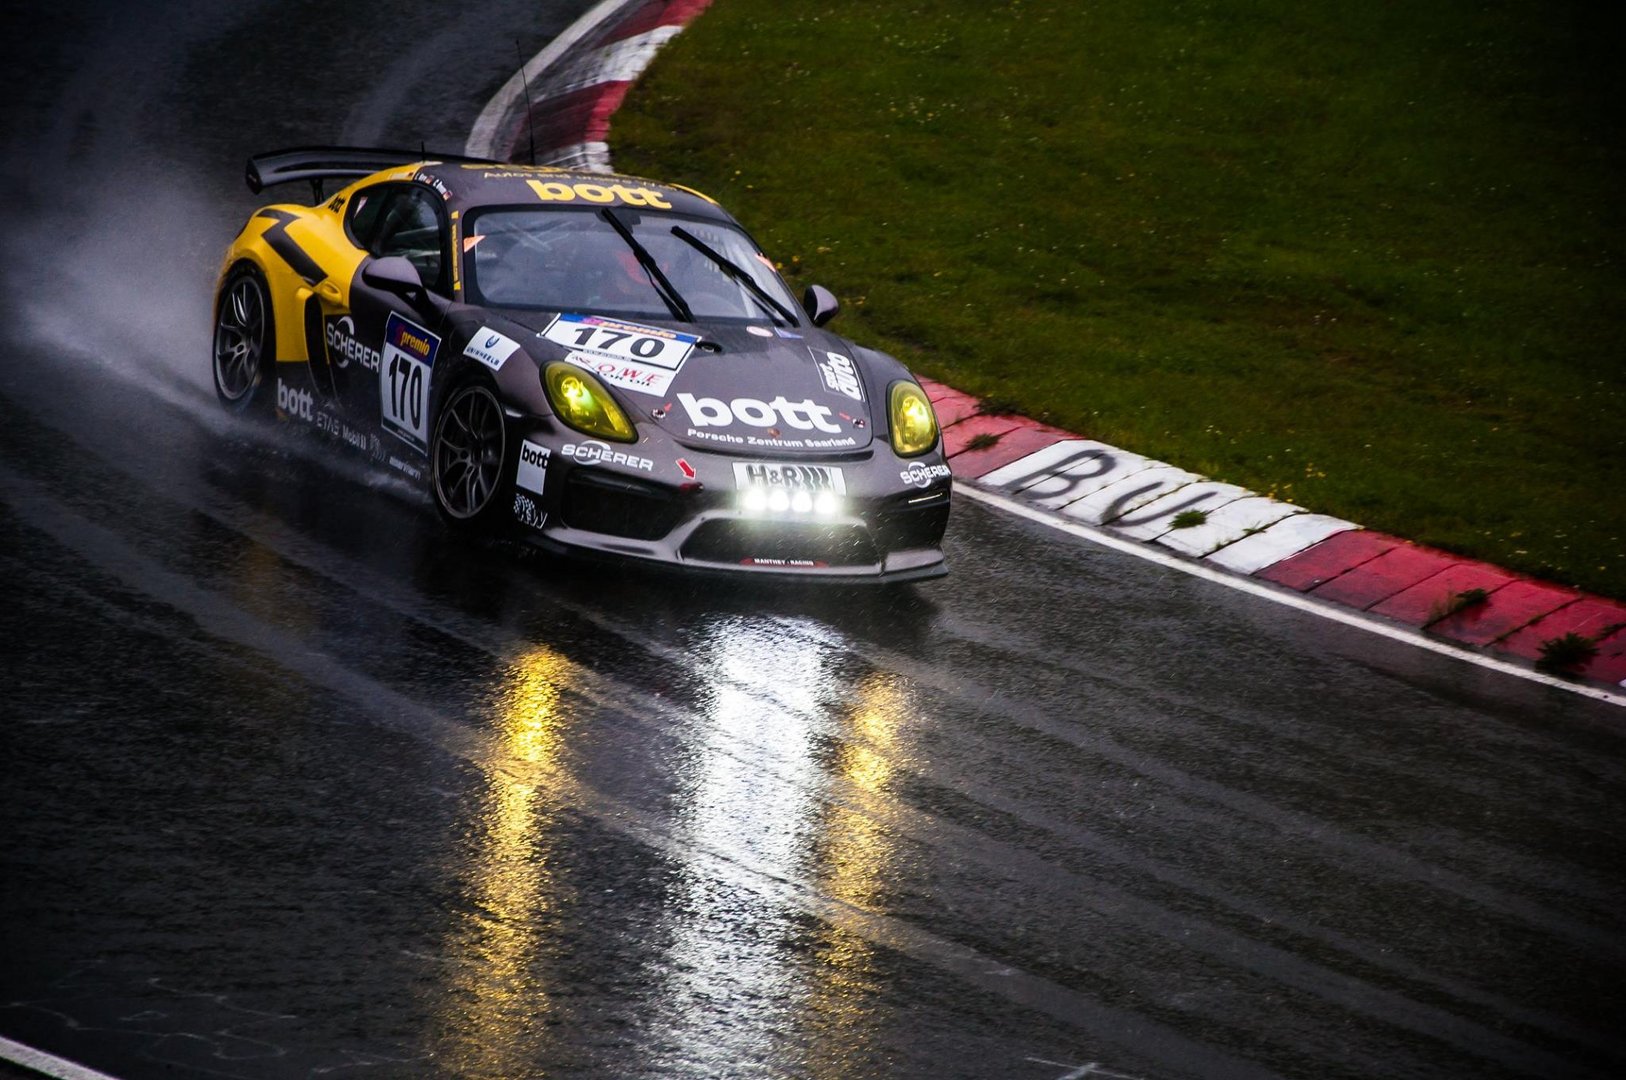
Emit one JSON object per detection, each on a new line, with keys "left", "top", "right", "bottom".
{"left": 957, "top": 482, "right": 1626, "bottom": 708}
{"left": 0, "top": 1037, "right": 124, "bottom": 1080}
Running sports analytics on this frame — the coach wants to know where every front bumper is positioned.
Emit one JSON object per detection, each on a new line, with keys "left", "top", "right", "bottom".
{"left": 511, "top": 439, "right": 950, "bottom": 583}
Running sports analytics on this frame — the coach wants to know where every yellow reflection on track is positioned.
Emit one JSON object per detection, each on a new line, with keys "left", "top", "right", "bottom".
{"left": 422, "top": 625, "right": 928, "bottom": 1076}
{"left": 431, "top": 646, "right": 575, "bottom": 1076}
{"left": 798, "top": 671, "right": 917, "bottom": 1077}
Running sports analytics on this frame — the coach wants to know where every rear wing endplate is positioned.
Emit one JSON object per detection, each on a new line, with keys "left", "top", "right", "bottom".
{"left": 244, "top": 146, "right": 500, "bottom": 202}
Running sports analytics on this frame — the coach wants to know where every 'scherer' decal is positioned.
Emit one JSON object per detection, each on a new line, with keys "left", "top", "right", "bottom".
{"left": 254, "top": 208, "right": 326, "bottom": 285}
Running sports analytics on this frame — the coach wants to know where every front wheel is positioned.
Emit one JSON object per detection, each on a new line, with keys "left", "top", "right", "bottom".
{"left": 431, "top": 381, "right": 510, "bottom": 530}
{"left": 213, "top": 266, "right": 273, "bottom": 412}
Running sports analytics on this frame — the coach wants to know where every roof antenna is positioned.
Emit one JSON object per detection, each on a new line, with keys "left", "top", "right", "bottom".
{"left": 516, "top": 40, "right": 538, "bottom": 166}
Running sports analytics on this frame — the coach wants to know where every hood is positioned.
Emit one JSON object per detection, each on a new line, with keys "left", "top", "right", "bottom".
{"left": 503, "top": 312, "right": 877, "bottom": 455}
{"left": 656, "top": 325, "right": 876, "bottom": 454}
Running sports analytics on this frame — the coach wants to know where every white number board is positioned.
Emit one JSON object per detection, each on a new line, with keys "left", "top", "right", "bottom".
{"left": 542, "top": 313, "right": 697, "bottom": 371}
{"left": 380, "top": 313, "right": 440, "bottom": 452}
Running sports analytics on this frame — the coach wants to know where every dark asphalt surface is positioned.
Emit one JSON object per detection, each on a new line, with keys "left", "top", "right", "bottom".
{"left": 2, "top": 3, "right": 1624, "bottom": 1079}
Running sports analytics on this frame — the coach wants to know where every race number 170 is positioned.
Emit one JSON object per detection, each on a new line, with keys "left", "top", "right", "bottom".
{"left": 381, "top": 351, "right": 430, "bottom": 448}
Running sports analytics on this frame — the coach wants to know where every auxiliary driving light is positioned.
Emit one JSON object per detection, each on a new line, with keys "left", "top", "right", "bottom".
{"left": 739, "top": 488, "right": 846, "bottom": 517}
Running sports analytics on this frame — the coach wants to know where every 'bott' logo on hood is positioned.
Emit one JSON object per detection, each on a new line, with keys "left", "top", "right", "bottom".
{"left": 676, "top": 393, "right": 843, "bottom": 433}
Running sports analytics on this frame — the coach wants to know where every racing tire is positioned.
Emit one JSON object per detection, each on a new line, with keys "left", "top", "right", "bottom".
{"left": 430, "top": 380, "right": 511, "bottom": 531}
{"left": 212, "top": 265, "right": 274, "bottom": 412}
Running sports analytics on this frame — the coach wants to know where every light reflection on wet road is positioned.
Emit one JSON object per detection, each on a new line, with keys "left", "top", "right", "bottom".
{"left": 2, "top": 2, "right": 1624, "bottom": 1079}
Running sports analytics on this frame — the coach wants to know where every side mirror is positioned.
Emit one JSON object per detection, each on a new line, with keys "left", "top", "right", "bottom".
{"left": 361, "top": 255, "right": 424, "bottom": 297}
{"left": 802, "top": 284, "right": 840, "bottom": 327}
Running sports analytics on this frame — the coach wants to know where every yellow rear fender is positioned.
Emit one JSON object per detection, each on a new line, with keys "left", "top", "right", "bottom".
{"left": 219, "top": 200, "right": 368, "bottom": 364}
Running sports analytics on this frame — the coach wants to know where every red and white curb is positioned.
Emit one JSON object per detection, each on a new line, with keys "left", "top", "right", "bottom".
{"left": 928, "top": 381, "right": 1626, "bottom": 704}
{"left": 470, "top": 0, "right": 1626, "bottom": 706}
{"left": 466, "top": 0, "right": 714, "bottom": 171}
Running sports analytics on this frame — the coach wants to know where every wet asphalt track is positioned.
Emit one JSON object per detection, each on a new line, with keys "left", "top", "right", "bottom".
{"left": 2, "top": 3, "right": 1624, "bottom": 1078}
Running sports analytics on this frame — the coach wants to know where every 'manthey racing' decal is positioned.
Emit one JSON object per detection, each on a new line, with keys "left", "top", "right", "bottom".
{"left": 380, "top": 313, "right": 440, "bottom": 452}
{"left": 544, "top": 313, "right": 697, "bottom": 396}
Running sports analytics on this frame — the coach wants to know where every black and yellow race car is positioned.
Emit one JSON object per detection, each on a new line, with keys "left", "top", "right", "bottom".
{"left": 213, "top": 148, "right": 949, "bottom": 581}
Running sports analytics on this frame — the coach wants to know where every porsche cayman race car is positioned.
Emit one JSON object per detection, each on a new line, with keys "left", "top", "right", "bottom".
{"left": 213, "top": 147, "right": 949, "bottom": 582}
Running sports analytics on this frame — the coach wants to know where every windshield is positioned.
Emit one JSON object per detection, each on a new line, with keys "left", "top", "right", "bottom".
{"left": 463, "top": 208, "right": 801, "bottom": 323}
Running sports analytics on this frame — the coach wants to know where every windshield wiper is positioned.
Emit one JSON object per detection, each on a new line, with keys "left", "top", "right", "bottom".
{"left": 599, "top": 209, "right": 693, "bottom": 322}
{"left": 670, "top": 226, "right": 799, "bottom": 327}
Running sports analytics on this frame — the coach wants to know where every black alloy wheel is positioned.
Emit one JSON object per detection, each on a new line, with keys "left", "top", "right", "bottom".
{"left": 213, "top": 267, "right": 272, "bottom": 410}
{"left": 431, "top": 381, "right": 509, "bottom": 527}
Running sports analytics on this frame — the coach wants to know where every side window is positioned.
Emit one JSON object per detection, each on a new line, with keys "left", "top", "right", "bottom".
{"left": 347, "top": 184, "right": 447, "bottom": 294}
{"left": 348, "top": 187, "right": 386, "bottom": 250}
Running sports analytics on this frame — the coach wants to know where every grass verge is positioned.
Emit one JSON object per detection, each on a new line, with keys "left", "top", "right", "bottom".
{"left": 613, "top": 0, "right": 1625, "bottom": 598}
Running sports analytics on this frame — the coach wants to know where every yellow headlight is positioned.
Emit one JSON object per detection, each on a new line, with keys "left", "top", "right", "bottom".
{"left": 542, "top": 362, "right": 636, "bottom": 442}
{"left": 888, "top": 380, "right": 939, "bottom": 457}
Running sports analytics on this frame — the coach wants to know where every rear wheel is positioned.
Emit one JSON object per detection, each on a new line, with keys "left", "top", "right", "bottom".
{"left": 431, "top": 381, "right": 510, "bottom": 530}
{"left": 213, "top": 266, "right": 273, "bottom": 411}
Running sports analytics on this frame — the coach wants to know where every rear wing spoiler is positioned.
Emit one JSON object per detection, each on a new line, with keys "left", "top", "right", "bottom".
{"left": 244, "top": 146, "right": 501, "bottom": 202}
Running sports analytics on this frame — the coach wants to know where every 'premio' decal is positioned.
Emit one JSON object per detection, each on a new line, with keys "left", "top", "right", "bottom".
{"left": 380, "top": 313, "right": 440, "bottom": 452}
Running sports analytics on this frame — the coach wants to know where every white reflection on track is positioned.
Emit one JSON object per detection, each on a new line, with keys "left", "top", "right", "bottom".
{"left": 640, "top": 615, "right": 829, "bottom": 1072}
{"left": 632, "top": 617, "right": 937, "bottom": 1076}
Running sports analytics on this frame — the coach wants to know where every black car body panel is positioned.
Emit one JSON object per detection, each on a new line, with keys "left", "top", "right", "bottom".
{"left": 213, "top": 150, "right": 949, "bottom": 582}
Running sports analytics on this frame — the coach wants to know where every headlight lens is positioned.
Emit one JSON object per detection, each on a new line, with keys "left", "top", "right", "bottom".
{"left": 542, "top": 362, "right": 636, "bottom": 442}
{"left": 888, "top": 380, "right": 939, "bottom": 457}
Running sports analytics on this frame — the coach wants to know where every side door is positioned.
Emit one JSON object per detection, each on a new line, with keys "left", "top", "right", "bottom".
{"left": 336, "top": 182, "right": 453, "bottom": 461}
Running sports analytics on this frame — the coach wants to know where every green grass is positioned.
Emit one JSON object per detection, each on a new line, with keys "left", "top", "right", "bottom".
{"left": 613, "top": 0, "right": 1626, "bottom": 598}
